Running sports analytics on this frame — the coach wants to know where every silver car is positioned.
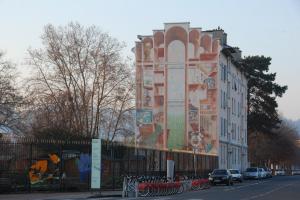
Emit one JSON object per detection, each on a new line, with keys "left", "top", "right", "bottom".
{"left": 259, "top": 168, "right": 267, "bottom": 179}
{"left": 275, "top": 169, "right": 285, "bottom": 176}
{"left": 244, "top": 167, "right": 261, "bottom": 179}
{"left": 229, "top": 169, "right": 243, "bottom": 182}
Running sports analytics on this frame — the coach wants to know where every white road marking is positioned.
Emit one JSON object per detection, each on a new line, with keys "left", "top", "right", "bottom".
{"left": 223, "top": 180, "right": 271, "bottom": 191}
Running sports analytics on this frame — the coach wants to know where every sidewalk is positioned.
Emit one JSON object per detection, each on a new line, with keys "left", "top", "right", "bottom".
{"left": 0, "top": 190, "right": 122, "bottom": 200}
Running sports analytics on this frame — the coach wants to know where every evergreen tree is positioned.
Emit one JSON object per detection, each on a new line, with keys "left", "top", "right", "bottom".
{"left": 241, "top": 56, "right": 287, "bottom": 134}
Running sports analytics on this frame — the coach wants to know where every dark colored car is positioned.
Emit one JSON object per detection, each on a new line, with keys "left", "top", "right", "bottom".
{"left": 209, "top": 169, "right": 233, "bottom": 186}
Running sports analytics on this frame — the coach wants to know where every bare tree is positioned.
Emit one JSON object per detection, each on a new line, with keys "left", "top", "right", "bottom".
{"left": 271, "top": 121, "right": 299, "bottom": 169}
{"left": 248, "top": 120, "right": 299, "bottom": 168}
{"left": 0, "top": 52, "right": 23, "bottom": 135}
{"left": 26, "top": 22, "right": 134, "bottom": 140}
{"left": 100, "top": 82, "right": 135, "bottom": 142}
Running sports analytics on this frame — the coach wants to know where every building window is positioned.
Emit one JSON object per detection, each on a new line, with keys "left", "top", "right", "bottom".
{"left": 232, "top": 123, "right": 236, "bottom": 140}
{"left": 220, "top": 64, "right": 226, "bottom": 82}
{"left": 220, "top": 117, "right": 223, "bottom": 136}
{"left": 222, "top": 66, "right": 225, "bottom": 81}
{"left": 232, "top": 98, "right": 234, "bottom": 114}
{"left": 225, "top": 118, "right": 227, "bottom": 137}
{"left": 222, "top": 145, "right": 225, "bottom": 165}
{"left": 220, "top": 65, "right": 222, "bottom": 80}
{"left": 224, "top": 65, "right": 227, "bottom": 81}
{"left": 237, "top": 125, "right": 240, "bottom": 142}
{"left": 237, "top": 101, "right": 240, "bottom": 117}
{"left": 222, "top": 118, "right": 224, "bottom": 137}
{"left": 238, "top": 148, "right": 240, "bottom": 164}
{"left": 220, "top": 91, "right": 223, "bottom": 109}
{"left": 234, "top": 99, "right": 236, "bottom": 115}
{"left": 223, "top": 91, "right": 226, "bottom": 109}
{"left": 220, "top": 145, "right": 223, "bottom": 165}
{"left": 234, "top": 148, "right": 237, "bottom": 164}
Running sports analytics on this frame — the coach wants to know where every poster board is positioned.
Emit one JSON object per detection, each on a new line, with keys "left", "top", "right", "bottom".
{"left": 91, "top": 139, "right": 101, "bottom": 189}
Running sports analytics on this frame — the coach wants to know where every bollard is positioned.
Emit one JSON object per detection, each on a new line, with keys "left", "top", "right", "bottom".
{"left": 122, "top": 177, "right": 127, "bottom": 198}
{"left": 135, "top": 181, "right": 139, "bottom": 198}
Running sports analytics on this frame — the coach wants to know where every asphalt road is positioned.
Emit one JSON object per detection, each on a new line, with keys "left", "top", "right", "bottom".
{"left": 102, "top": 176, "right": 300, "bottom": 200}
{"left": 2, "top": 176, "right": 300, "bottom": 200}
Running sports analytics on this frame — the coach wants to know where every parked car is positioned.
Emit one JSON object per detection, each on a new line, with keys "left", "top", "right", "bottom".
{"left": 292, "top": 169, "right": 300, "bottom": 175}
{"left": 259, "top": 168, "right": 267, "bottom": 179}
{"left": 275, "top": 169, "right": 285, "bottom": 176}
{"left": 244, "top": 167, "right": 261, "bottom": 179}
{"left": 209, "top": 169, "right": 233, "bottom": 186}
{"left": 262, "top": 167, "right": 272, "bottom": 178}
{"left": 229, "top": 169, "right": 243, "bottom": 182}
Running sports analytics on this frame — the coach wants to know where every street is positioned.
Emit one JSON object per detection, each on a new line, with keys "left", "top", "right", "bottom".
{"left": 107, "top": 176, "right": 300, "bottom": 200}
{"left": 2, "top": 176, "right": 300, "bottom": 200}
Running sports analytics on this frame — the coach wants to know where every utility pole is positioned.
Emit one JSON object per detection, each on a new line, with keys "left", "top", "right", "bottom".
{"left": 193, "top": 148, "right": 197, "bottom": 177}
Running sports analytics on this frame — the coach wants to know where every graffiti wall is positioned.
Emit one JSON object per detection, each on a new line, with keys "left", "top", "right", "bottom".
{"left": 135, "top": 23, "right": 220, "bottom": 155}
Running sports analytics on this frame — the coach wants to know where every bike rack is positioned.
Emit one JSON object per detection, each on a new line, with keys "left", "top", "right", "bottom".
{"left": 122, "top": 177, "right": 209, "bottom": 198}
{"left": 122, "top": 177, "right": 138, "bottom": 198}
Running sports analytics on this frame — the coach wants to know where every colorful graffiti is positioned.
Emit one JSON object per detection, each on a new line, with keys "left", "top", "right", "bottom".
{"left": 136, "top": 109, "right": 153, "bottom": 125}
{"left": 135, "top": 23, "right": 220, "bottom": 155}
{"left": 28, "top": 151, "right": 93, "bottom": 186}
{"left": 76, "top": 153, "right": 91, "bottom": 182}
{"left": 29, "top": 153, "right": 61, "bottom": 185}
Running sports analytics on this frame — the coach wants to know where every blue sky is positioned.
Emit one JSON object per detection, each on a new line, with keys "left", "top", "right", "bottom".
{"left": 0, "top": 0, "right": 299, "bottom": 120}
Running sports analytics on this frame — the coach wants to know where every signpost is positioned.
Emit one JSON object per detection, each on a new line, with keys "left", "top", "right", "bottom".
{"left": 91, "top": 139, "right": 101, "bottom": 190}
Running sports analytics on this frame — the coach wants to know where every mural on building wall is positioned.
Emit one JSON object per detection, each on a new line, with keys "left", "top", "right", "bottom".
{"left": 29, "top": 153, "right": 61, "bottom": 185}
{"left": 135, "top": 24, "right": 220, "bottom": 155}
{"left": 28, "top": 152, "right": 93, "bottom": 186}
{"left": 166, "top": 38, "right": 186, "bottom": 150}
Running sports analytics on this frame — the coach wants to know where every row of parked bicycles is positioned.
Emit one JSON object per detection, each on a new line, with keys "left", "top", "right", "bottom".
{"left": 123, "top": 175, "right": 210, "bottom": 197}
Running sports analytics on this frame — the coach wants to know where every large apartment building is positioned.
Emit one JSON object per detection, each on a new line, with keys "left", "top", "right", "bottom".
{"left": 219, "top": 45, "right": 248, "bottom": 171}
{"left": 135, "top": 22, "right": 248, "bottom": 171}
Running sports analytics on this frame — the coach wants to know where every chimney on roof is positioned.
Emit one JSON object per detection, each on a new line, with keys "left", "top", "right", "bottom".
{"left": 211, "top": 27, "right": 227, "bottom": 46}
{"left": 232, "top": 47, "right": 242, "bottom": 61}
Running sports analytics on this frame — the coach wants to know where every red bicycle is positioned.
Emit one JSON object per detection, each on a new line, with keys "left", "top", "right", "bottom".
{"left": 191, "top": 178, "right": 210, "bottom": 190}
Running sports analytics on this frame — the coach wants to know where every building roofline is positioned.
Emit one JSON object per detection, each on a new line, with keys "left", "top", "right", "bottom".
{"left": 137, "top": 35, "right": 153, "bottom": 40}
{"left": 164, "top": 22, "right": 190, "bottom": 25}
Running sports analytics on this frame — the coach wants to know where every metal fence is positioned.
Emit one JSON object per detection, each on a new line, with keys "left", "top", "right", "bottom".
{"left": 0, "top": 138, "right": 218, "bottom": 193}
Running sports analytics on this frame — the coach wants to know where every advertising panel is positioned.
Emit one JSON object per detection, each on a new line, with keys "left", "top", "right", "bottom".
{"left": 91, "top": 139, "right": 101, "bottom": 189}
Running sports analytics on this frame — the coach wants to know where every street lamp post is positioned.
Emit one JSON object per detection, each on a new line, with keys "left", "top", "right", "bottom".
{"left": 189, "top": 131, "right": 202, "bottom": 178}
{"left": 193, "top": 148, "right": 197, "bottom": 177}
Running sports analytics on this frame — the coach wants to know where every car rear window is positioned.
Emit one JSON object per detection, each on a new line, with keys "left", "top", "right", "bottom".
{"left": 230, "top": 170, "right": 239, "bottom": 174}
{"left": 213, "top": 170, "right": 227, "bottom": 175}
{"left": 246, "top": 168, "right": 257, "bottom": 172}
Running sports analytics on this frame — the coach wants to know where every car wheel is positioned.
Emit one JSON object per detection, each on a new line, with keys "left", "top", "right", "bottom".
{"left": 230, "top": 181, "right": 234, "bottom": 186}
